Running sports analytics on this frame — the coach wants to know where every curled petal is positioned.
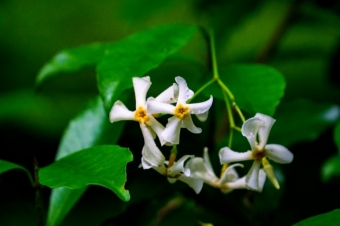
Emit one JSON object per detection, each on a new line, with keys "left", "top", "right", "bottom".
{"left": 154, "top": 83, "right": 178, "bottom": 104}
{"left": 182, "top": 114, "right": 202, "bottom": 134}
{"left": 177, "top": 174, "right": 204, "bottom": 194}
{"left": 245, "top": 160, "right": 261, "bottom": 190}
{"left": 167, "top": 155, "right": 194, "bottom": 177}
{"left": 141, "top": 157, "right": 153, "bottom": 169}
{"left": 175, "top": 76, "right": 192, "bottom": 103}
{"left": 221, "top": 176, "right": 247, "bottom": 193}
{"left": 265, "top": 144, "right": 293, "bottom": 164}
{"left": 147, "top": 99, "right": 175, "bottom": 115}
{"left": 133, "top": 76, "right": 151, "bottom": 108}
{"left": 195, "top": 111, "right": 209, "bottom": 122}
{"left": 187, "top": 96, "right": 213, "bottom": 115}
{"left": 241, "top": 117, "right": 263, "bottom": 146}
{"left": 185, "top": 158, "right": 218, "bottom": 184}
{"left": 219, "top": 147, "right": 253, "bottom": 164}
{"left": 220, "top": 164, "right": 244, "bottom": 184}
{"left": 162, "top": 116, "right": 182, "bottom": 144}
{"left": 109, "top": 100, "right": 135, "bottom": 123}
{"left": 203, "top": 148, "right": 214, "bottom": 177}
{"left": 140, "top": 124, "right": 165, "bottom": 168}
{"left": 256, "top": 113, "right": 275, "bottom": 148}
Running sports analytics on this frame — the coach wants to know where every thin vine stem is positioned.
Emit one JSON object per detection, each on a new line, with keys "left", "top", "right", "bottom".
{"left": 187, "top": 78, "right": 216, "bottom": 103}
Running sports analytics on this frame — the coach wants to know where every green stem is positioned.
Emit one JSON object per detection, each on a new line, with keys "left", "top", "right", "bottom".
{"left": 217, "top": 79, "right": 235, "bottom": 101}
{"left": 187, "top": 79, "right": 216, "bottom": 103}
{"left": 209, "top": 29, "right": 219, "bottom": 79}
{"left": 233, "top": 103, "right": 246, "bottom": 123}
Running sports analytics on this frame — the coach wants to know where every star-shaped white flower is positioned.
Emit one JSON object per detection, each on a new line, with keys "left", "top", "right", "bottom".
{"left": 109, "top": 76, "right": 177, "bottom": 169}
{"left": 141, "top": 154, "right": 204, "bottom": 194}
{"left": 219, "top": 113, "right": 293, "bottom": 190}
{"left": 147, "top": 76, "right": 213, "bottom": 144}
{"left": 185, "top": 148, "right": 266, "bottom": 193}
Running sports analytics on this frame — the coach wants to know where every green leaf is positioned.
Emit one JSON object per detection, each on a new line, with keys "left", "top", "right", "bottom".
{"left": 47, "top": 96, "right": 125, "bottom": 226}
{"left": 36, "top": 42, "right": 113, "bottom": 89}
{"left": 321, "top": 155, "right": 340, "bottom": 182}
{"left": 96, "top": 24, "right": 197, "bottom": 110}
{"left": 270, "top": 99, "right": 339, "bottom": 147}
{"left": 39, "top": 145, "right": 133, "bottom": 201}
{"left": 0, "top": 159, "right": 33, "bottom": 185}
{"left": 334, "top": 122, "right": 340, "bottom": 152}
{"left": 293, "top": 209, "right": 340, "bottom": 226}
{"left": 205, "top": 64, "right": 285, "bottom": 116}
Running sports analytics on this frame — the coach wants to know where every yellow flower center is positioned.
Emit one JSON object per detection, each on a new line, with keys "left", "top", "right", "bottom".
{"left": 252, "top": 150, "right": 266, "bottom": 161}
{"left": 134, "top": 106, "right": 149, "bottom": 124}
{"left": 174, "top": 104, "right": 189, "bottom": 119}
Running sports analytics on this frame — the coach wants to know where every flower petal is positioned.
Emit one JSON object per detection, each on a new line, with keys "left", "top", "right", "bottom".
{"left": 162, "top": 116, "right": 182, "bottom": 144}
{"left": 167, "top": 155, "right": 194, "bottom": 177}
{"left": 265, "top": 144, "right": 293, "bottom": 164}
{"left": 195, "top": 111, "right": 209, "bottom": 122}
{"left": 203, "top": 148, "right": 215, "bottom": 177}
{"left": 146, "top": 115, "right": 167, "bottom": 146}
{"left": 177, "top": 174, "right": 204, "bottom": 194}
{"left": 175, "top": 76, "right": 191, "bottom": 103}
{"left": 241, "top": 117, "right": 263, "bottom": 147}
{"left": 154, "top": 83, "right": 178, "bottom": 104}
{"left": 140, "top": 124, "right": 165, "bottom": 167}
{"left": 147, "top": 99, "right": 175, "bottom": 115}
{"left": 133, "top": 76, "right": 151, "bottom": 108}
{"left": 182, "top": 114, "right": 202, "bottom": 134}
{"left": 219, "top": 147, "right": 253, "bottom": 164}
{"left": 255, "top": 113, "right": 275, "bottom": 149}
{"left": 221, "top": 176, "right": 247, "bottom": 193}
{"left": 220, "top": 163, "right": 244, "bottom": 184}
{"left": 245, "top": 160, "right": 261, "bottom": 190}
{"left": 109, "top": 100, "right": 135, "bottom": 123}
{"left": 185, "top": 158, "right": 218, "bottom": 184}
{"left": 187, "top": 96, "right": 213, "bottom": 115}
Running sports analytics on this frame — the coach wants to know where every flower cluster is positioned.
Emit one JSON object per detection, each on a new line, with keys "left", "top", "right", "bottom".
{"left": 109, "top": 76, "right": 293, "bottom": 194}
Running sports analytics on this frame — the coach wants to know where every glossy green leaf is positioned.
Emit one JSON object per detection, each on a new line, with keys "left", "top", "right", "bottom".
{"left": 293, "top": 209, "right": 340, "bottom": 226}
{"left": 0, "top": 159, "right": 33, "bottom": 185}
{"left": 40, "top": 145, "right": 133, "bottom": 201}
{"left": 47, "top": 96, "right": 125, "bottom": 226}
{"left": 36, "top": 42, "right": 113, "bottom": 89}
{"left": 334, "top": 122, "right": 340, "bottom": 152}
{"left": 270, "top": 99, "right": 340, "bottom": 147}
{"left": 321, "top": 155, "right": 340, "bottom": 182}
{"left": 96, "top": 24, "right": 197, "bottom": 110}
{"left": 205, "top": 64, "right": 285, "bottom": 116}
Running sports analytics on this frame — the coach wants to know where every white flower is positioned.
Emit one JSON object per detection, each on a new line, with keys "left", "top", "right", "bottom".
{"left": 185, "top": 148, "right": 266, "bottom": 193}
{"left": 109, "top": 76, "right": 177, "bottom": 169}
{"left": 147, "top": 76, "right": 213, "bottom": 144}
{"left": 141, "top": 154, "right": 204, "bottom": 194}
{"left": 219, "top": 113, "right": 293, "bottom": 190}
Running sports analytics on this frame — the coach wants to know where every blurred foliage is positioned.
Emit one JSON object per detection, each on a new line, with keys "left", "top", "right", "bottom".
{"left": 1, "top": 0, "right": 340, "bottom": 226}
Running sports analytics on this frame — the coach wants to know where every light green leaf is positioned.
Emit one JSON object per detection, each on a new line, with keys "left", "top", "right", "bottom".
{"left": 47, "top": 96, "right": 125, "bottom": 226}
{"left": 36, "top": 42, "right": 113, "bottom": 89}
{"left": 293, "top": 209, "right": 340, "bottom": 226}
{"left": 39, "top": 145, "right": 133, "bottom": 201}
{"left": 321, "top": 155, "right": 340, "bottom": 182}
{"left": 0, "top": 159, "right": 33, "bottom": 185}
{"left": 205, "top": 64, "right": 285, "bottom": 116}
{"left": 334, "top": 122, "right": 340, "bottom": 152}
{"left": 270, "top": 99, "right": 339, "bottom": 147}
{"left": 96, "top": 24, "right": 197, "bottom": 110}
